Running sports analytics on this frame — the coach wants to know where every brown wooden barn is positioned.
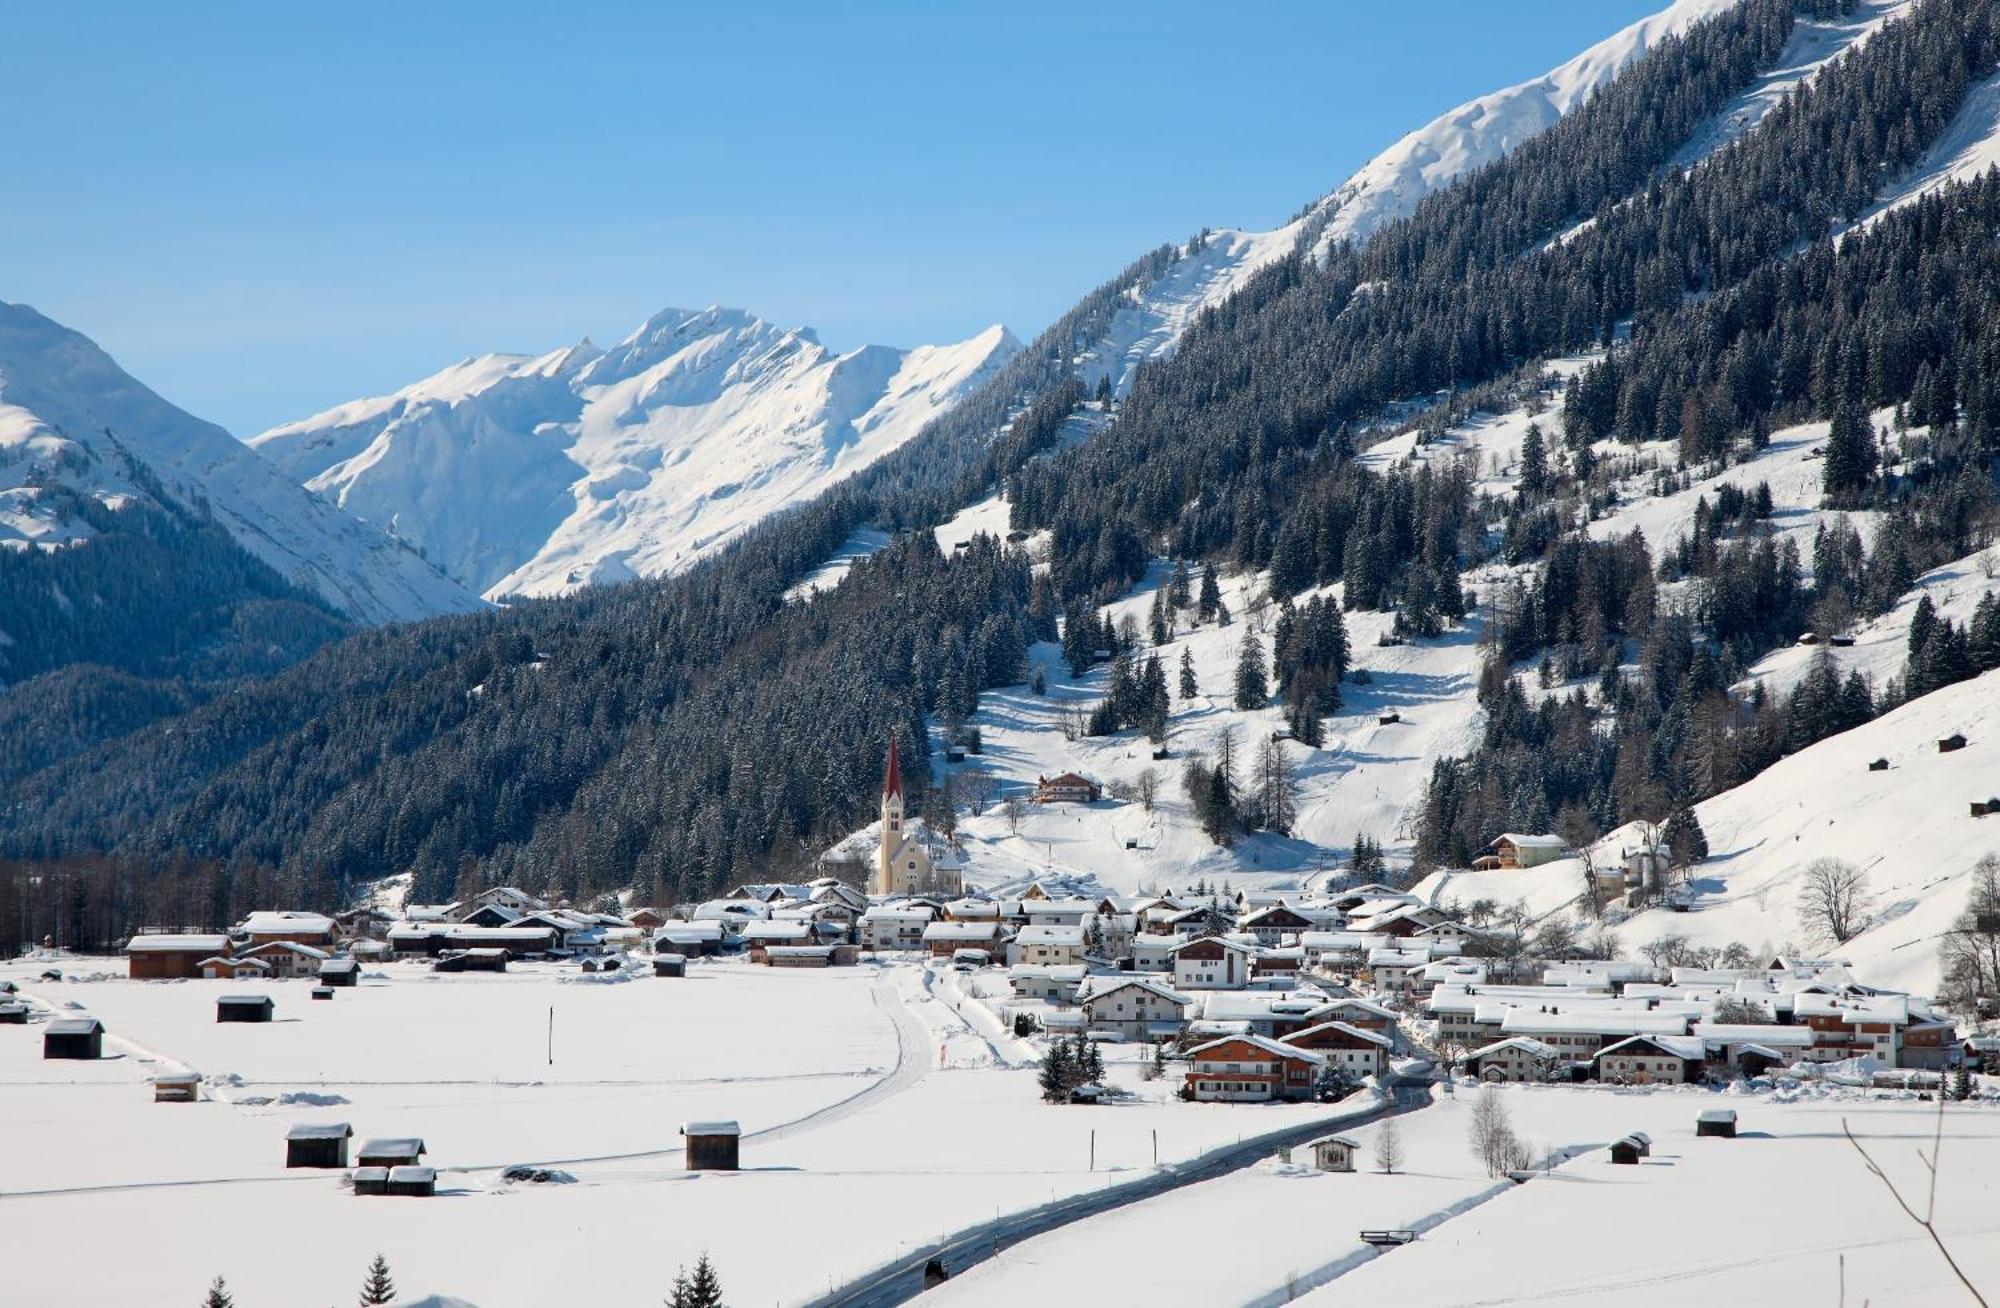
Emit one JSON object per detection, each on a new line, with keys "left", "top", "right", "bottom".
{"left": 357, "top": 1137, "right": 426, "bottom": 1169}
{"left": 286, "top": 1122, "right": 353, "bottom": 1168}
{"left": 124, "top": 934, "right": 232, "bottom": 980}
{"left": 682, "top": 1120, "right": 740, "bottom": 1171}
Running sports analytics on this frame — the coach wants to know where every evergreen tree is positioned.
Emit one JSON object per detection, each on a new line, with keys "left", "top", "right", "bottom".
{"left": 1822, "top": 404, "right": 1878, "bottom": 502}
{"left": 1179, "top": 647, "right": 1198, "bottom": 700}
{"left": 1234, "top": 634, "right": 1269, "bottom": 710}
{"left": 1519, "top": 421, "right": 1549, "bottom": 497}
{"left": 668, "top": 1253, "right": 726, "bottom": 1308}
{"left": 1197, "top": 569, "right": 1222, "bottom": 623}
{"left": 202, "top": 1279, "right": 234, "bottom": 1308}
{"left": 1663, "top": 805, "right": 1709, "bottom": 868}
{"left": 1039, "top": 1040, "right": 1074, "bottom": 1101}
{"left": 359, "top": 1254, "right": 396, "bottom": 1307}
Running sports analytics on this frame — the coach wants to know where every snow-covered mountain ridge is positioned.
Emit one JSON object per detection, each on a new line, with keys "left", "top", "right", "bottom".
{"left": 1060, "top": 0, "right": 1907, "bottom": 411}
{"left": 254, "top": 307, "right": 1017, "bottom": 599}
{"left": 0, "top": 300, "right": 481, "bottom": 624}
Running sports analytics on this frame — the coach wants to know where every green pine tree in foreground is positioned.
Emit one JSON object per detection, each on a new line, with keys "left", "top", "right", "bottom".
{"left": 360, "top": 1253, "right": 396, "bottom": 1306}
{"left": 201, "top": 1277, "right": 234, "bottom": 1308}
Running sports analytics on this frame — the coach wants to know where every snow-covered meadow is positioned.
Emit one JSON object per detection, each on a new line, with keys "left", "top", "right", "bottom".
{"left": 0, "top": 956, "right": 1360, "bottom": 1306}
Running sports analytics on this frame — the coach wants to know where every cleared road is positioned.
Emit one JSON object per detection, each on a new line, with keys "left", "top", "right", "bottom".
{"left": 804, "top": 1077, "right": 1436, "bottom": 1308}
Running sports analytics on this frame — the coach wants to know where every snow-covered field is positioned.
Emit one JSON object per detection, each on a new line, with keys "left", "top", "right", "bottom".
{"left": 1317, "top": 1084, "right": 2000, "bottom": 1307}
{"left": 909, "top": 1077, "right": 2000, "bottom": 1308}
{"left": 0, "top": 956, "right": 1354, "bottom": 1306}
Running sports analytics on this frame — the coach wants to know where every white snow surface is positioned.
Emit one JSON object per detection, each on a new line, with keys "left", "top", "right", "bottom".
{"left": 0, "top": 301, "right": 481, "bottom": 622}
{"left": 253, "top": 308, "right": 1017, "bottom": 599}
{"left": 1854, "top": 63, "right": 2000, "bottom": 231}
{"left": 1305, "top": 0, "right": 1743, "bottom": 260}
{"left": 0, "top": 957, "right": 1348, "bottom": 1306}
{"left": 1423, "top": 665, "right": 2000, "bottom": 996}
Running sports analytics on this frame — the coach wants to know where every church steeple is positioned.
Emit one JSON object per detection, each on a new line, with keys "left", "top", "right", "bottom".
{"left": 883, "top": 733, "right": 903, "bottom": 799}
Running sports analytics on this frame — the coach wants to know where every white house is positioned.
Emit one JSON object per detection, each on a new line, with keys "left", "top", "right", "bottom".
{"left": 1009, "top": 964, "right": 1088, "bottom": 1005}
{"left": 1281, "top": 1020, "right": 1392, "bottom": 1080}
{"left": 1130, "top": 933, "right": 1180, "bottom": 972}
{"left": 1013, "top": 924, "right": 1087, "bottom": 968}
{"left": 1464, "top": 1036, "right": 1562, "bottom": 1082}
{"left": 858, "top": 908, "right": 932, "bottom": 951}
{"left": 1171, "top": 936, "right": 1257, "bottom": 990}
{"left": 1078, "top": 977, "right": 1193, "bottom": 1041}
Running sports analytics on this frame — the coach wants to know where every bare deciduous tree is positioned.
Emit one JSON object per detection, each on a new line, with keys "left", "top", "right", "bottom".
{"left": 1798, "top": 857, "right": 1872, "bottom": 945}
{"left": 1002, "top": 795, "right": 1026, "bottom": 836}
{"left": 1374, "top": 1116, "right": 1405, "bottom": 1175}
{"left": 1469, "top": 1084, "right": 1519, "bottom": 1178}
{"left": 1844, "top": 1097, "right": 1991, "bottom": 1307}
{"left": 1136, "top": 767, "right": 1160, "bottom": 813}
{"left": 961, "top": 768, "right": 997, "bottom": 816}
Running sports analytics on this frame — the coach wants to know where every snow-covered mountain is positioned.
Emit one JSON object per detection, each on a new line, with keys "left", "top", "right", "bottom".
{"left": 1073, "top": 0, "right": 1908, "bottom": 403}
{"left": 253, "top": 308, "right": 1017, "bottom": 599}
{"left": 0, "top": 300, "right": 481, "bottom": 624}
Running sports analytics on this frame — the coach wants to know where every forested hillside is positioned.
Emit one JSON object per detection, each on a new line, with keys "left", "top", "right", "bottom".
{"left": 7, "top": 0, "right": 2000, "bottom": 948}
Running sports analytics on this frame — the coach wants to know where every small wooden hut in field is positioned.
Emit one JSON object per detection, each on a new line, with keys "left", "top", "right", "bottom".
{"left": 286, "top": 1122, "right": 353, "bottom": 1169}
{"left": 43, "top": 1017, "right": 102, "bottom": 1060}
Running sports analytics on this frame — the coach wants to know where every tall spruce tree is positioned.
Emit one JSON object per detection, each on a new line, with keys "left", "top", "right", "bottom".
{"left": 1234, "top": 634, "right": 1269, "bottom": 710}
{"left": 359, "top": 1255, "right": 396, "bottom": 1307}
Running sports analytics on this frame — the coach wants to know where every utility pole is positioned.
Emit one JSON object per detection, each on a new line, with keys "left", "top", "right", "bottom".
{"left": 1089, "top": 1129, "right": 1095, "bottom": 1172}
{"left": 547, "top": 1004, "right": 554, "bottom": 1065}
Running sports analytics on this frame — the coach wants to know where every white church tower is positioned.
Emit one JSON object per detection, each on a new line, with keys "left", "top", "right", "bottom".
{"left": 874, "top": 735, "right": 934, "bottom": 897}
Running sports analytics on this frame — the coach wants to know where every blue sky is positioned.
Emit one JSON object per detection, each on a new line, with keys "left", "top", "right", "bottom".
{"left": 4, "top": 1, "right": 1664, "bottom": 435}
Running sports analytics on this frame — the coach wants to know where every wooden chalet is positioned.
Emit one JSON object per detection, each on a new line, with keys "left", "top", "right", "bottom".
{"left": 1183, "top": 1034, "right": 1327, "bottom": 1102}
{"left": 1031, "top": 772, "right": 1102, "bottom": 804}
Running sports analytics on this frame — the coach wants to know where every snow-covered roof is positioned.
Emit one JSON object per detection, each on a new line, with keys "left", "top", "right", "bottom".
{"left": 654, "top": 922, "right": 724, "bottom": 941}
{"left": 1690, "top": 1022, "right": 1817, "bottom": 1048}
{"left": 1501, "top": 1010, "right": 1691, "bottom": 1038}
{"left": 681, "top": 1120, "right": 741, "bottom": 1137}
{"left": 1078, "top": 976, "right": 1192, "bottom": 1008}
{"left": 1016, "top": 925, "right": 1086, "bottom": 946}
{"left": 125, "top": 934, "right": 230, "bottom": 952}
{"left": 1284, "top": 1020, "right": 1392, "bottom": 1048}
{"left": 923, "top": 921, "right": 1006, "bottom": 941}
{"left": 1468, "top": 1036, "right": 1559, "bottom": 1060}
{"left": 742, "top": 921, "right": 813, "bottom": 943}
{"left": 286, "top": 1122, "right": 352, "bottom": 1140}
{"left": 240, "top": 911, "right": 335, "bottom": 933}
{"left": 1595, "top": 1034, "right": 1707, "bottom": 1061}
{"left": 1493, "top": 833, "right": 1567, "bottom": 850}
{"left": 242, "top": 941, "right": 330, "bottom": 960}
{"left": 1185, "top": 1033, "right": 1327, "bottom": 1065}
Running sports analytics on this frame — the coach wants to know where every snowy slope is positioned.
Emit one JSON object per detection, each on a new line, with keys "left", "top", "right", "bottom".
{"left": 1854, "top": 63, "right": 2000, "bottom": 230}
{"left": 1075, "top": 224, "right": 1306, "bottom": 400}
{"left": 1304, "top": 0, "right": 1743, "bottom": 260}
{"left": 1423, "top": 667, "right": 2000, "bottom": 996}
{"left": 1670, "top": 0, "right": 1912, "bottom": 168}
{"left": 254, "top": 308, "right": 1016, "bottom": 599}
{"left": 0, "top": 300, "right": 481, "bottom": 623}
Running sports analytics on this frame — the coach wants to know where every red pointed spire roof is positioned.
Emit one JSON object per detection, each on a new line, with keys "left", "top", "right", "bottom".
{"left": 883, "top": 734, "right": 903, "bottom": 798}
